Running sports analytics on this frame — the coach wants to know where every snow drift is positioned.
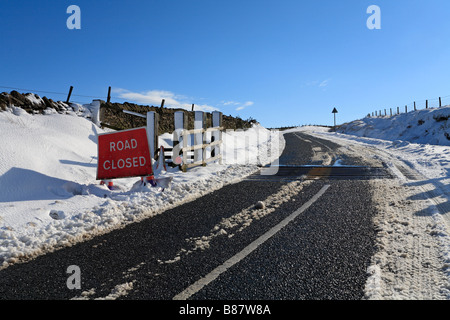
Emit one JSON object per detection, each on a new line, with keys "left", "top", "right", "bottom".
{"left": 337, "top": 105, "right": 450, "bottom": 146}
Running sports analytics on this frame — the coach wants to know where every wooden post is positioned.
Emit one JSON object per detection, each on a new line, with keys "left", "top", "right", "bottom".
{"left": 160, "top": 99, "right": 165, "bottom": 108}
{"left": 107, "top": 86, "right": 111, "bottom": 103}
{"left": 439, "top": 97, "right": 442, "bottom": 107}
{"left": 405, "top": 105, "right": 407, "bottom": 113}
{"left": 182, "top": 129, "right": 188, "bottom": 172}
{"left": 147, "top": 111, "right": 159, "bottom": 159}
{"left": 414, "top": 101, "right": 416, "bottom": 111}
{"left": 426, "top": 100, "right": 428, "bottom": 109}
{"left": 91, "top": 100, "right": 101, "bottom": 126}
{"left": 66, "top": 86, "right": 73, "bottom": 103}
{"left": 194, "top": 111, "right": 205, "bottom": 165}
{"left": 191, "top": 104, "right": 195, "bottom": 111}
{"left": 212, "top": 111, "right": 222, "bottom": 163}
{"left": 174, "top": 111, "right": 187, "bottom": 165}
{"left": 397, "top": 106, "right": 400, "bottom": 114}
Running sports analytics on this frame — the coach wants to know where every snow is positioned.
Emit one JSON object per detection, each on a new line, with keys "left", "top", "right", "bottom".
{"left": 2, "top": 100, "right": 450, "bottom": 299}
{"left": 287, "top": 106, "right": 450, "bottom": 299}
{"left": 0, "top": 104, "right": 283, "bottom": 269}
{"left": 336, "top": 106, "right": 450, "bottom": 147}
{"left": 24, "top": 93, "right": 44, "bottom": 107}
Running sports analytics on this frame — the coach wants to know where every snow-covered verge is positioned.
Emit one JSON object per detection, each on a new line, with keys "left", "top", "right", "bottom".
{"left": 0, "top": 105, "right": 284, "bottom": 270}
{"left": 293, "top": 108, "right": 450, "bottom": 299}
{"left": 336, "top": 105, "right": 450, "bottom": 146}
{"left": 365, "top": 178, "right": 450, "bottom": 299}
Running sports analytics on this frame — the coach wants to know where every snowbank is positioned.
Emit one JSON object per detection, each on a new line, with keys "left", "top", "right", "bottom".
{"left": 337, "top": 105, "right": 450, "bottom": 146}
{"left": 0, "top": 106, "right": 284, "bottom": 269}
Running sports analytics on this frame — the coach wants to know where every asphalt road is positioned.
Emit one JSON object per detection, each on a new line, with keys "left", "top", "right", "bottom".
{"left": 0, "top": 132, "right": 386, "bottom": 304}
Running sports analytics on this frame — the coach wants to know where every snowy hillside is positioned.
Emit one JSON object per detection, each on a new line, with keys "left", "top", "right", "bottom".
{"left": 0, "top": 104, "right": 283, "bottom": 269}
{"left": 337, "top": 105, "right": 450, "bottom": 146}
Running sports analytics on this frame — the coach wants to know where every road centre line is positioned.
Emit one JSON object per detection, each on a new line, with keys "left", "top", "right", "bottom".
{"left": 173, "top": 184, "right": 331, "bottom": 300}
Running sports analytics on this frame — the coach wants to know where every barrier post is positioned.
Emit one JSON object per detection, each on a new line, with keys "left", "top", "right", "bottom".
{"left": 194, "top": 111, "right": 205, "bottom": 164}
{"left": 174, "top": 111, "right": 187, "bottom": 165}
{"left": 147, "top": 111, "right": 159, "bottom": 159}
{"left": 212, "top": 111, "right": 222, "bottom": 164}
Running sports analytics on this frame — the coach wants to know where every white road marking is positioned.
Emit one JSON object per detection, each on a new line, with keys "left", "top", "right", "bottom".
{"left": 173, "top": 184, "right": 331, "bottom": 300}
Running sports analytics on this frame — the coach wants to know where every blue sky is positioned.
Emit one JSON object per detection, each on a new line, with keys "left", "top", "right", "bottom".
{"left": 2, "top": 0, "right": 450, "bottom": 128}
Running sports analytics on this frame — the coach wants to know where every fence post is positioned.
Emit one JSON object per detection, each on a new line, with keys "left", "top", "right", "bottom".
{"left": 405, "top": 105, "right": 407, "bottom": 113}
{"left": 147, "top": 111, "right": 159, "bottom": 160}
{"left": 212, "top": 111, "right": 223, "bottom": 163}
{"left": 91, "top": 100, "right": 102, "bottom": 126}
{"left": 194, "top": 111, "right": 205, "bottom": 164}
{"left": 182, "top": 129, "right": 188, "bottom": 172}
{"left": 107, "top": 86, "right": 111, "bottom": 103}
{"left": 426, "top": 100, "right": 428, "bottom": 109}
{"left": 174, "top": 111, "right": 187, "bottom": 165}
{"left": 66, "top": 86, "right": 73, "bottom": 104}
{"left": 397, "top": 107, "right": 399, "bottom": 114}
{"left": 414, "top": 101, "right": 416, "bottom": 111}
{"left": 439, "top": 97, "right": 442, "bottom": 107}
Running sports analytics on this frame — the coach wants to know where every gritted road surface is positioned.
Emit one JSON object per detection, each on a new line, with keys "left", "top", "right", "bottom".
{"left": 0, "top": 132, "right": 388, "bottom": 301}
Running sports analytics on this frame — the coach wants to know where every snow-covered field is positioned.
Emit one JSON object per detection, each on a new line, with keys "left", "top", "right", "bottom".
{"left": 1, "top": 101, "right": 450, "bottom": 299}
{"left": 0, "top": 104, "right": 283, "bottom": 270}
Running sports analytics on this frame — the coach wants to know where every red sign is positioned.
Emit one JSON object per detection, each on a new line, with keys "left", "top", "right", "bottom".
{"left": 97, "top": 127, "right": 153, "bottom": 180}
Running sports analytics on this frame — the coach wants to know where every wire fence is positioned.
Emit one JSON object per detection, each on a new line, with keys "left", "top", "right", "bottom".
{"left": 4, "top": 85, "right": 450, "bottom": 122}
{"left": 0, "top": 85, "right": 122, "bottom": 106}
{"left": 369, "top": 94, "right": 450, "bottom": 118}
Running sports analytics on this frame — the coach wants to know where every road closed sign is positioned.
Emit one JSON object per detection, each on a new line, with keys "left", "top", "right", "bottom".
{"left": 97, "top": 127, "right": 153, "bottom": 180}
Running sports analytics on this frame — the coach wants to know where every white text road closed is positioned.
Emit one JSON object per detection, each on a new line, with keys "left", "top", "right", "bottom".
{"left": 97, "top": 128, "right": 153, "bottom": 180}
{"left": 109, "top": 139, "right": 138, "bottom": 152}
{"left": 102, "top": 156, "right": 147, "bottom": 170}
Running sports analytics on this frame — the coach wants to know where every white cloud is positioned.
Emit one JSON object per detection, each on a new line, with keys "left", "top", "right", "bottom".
{"left": 222, "top": 101, "right": 240, "bottom": 106}
{"left": 304, "top": 78, "right": 331, "bottom": 88}
{"left": 305, "top": 80, "right": 320, "bottom": 86}
{"left": 221, "top": 100, "right": 254, "bottom": 111}
{"left": 113, "top": 88, "right": 218, "bottom": 112}
{"left": 319, "top": 79, "right": 330, "bottom": 87}
{"left": 235, "top": 101, "right": 254, "bottom": 111}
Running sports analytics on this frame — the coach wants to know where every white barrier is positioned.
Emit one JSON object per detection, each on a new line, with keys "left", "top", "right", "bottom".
{"left": 175, "top": 111, "right": 223, "bottom": 172}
